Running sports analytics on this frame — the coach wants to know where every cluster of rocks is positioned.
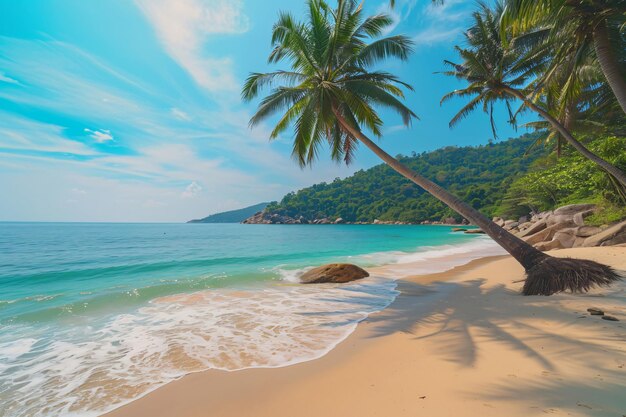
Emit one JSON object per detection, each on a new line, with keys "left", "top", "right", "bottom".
{"left": 242, "top": 204, "right": 626, "bottom": 250}
{"left": 242, "top": 211, "right": 467, "bottom": 226}
{"left": 242, "top": 211, "right": 308, "bottom": 224}
{"left": 420, "top": 217, "right": 469, "bottom": 226}
{"left": 490, "top": 204, "right": 626, "bottom": 250}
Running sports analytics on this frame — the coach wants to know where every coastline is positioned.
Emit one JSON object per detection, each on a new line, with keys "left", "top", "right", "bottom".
{"left": 105, "top": 246, "right": 626, "bottom": 417}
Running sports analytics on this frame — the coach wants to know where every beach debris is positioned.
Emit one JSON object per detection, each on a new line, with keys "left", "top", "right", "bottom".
{"left": 601, "top": 315, "right": 619, "bottom": 321}
{"left": 300, "top": 263, "right": 369, "bottom": 284}
{"left": 587, "top": 308, "right": 604, "bottom": 316}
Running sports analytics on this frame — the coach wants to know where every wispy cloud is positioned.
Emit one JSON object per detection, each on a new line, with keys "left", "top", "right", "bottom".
{"left": 0, "top": 71, "right": 20, "bottom": 85}
{"left": 181, "top": 181, "right": 202, "bottom": 198}
{"left": 171, "top": 107, "right": 191, "bottom": 121}
{"left": 413, "top": 27, "right": 461, "bottom": 46}
{"left": 84, "top": 128, "right": 114, "bottom": 143}
{"left": 409, "top": 0, "right": 469, "bottom": 47}
{"left": 376, "top": 0, "right": 418, "bottom": 35}
{"left": 135, "top": 0, "right": 249, "bottom": 92}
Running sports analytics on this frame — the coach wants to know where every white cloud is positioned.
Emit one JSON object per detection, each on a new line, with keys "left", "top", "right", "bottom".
{"left": 0, "top": 72, "right": 20, "bottom": 85}
{"left": 181, "top": 181, "right": 202, "bottom": 198}
{"left": 410, "top": 0, "right": 468, "bottom": 47}
{"left": 135, "top": 0, "right": 249, "bottom": 92}
{"left": 171, "top": 107, "right": 191, "bottom": 121}
{"left": 413, "top": 27, "right": 461, "bottom": 46}
{"left": 84, "top": 128, "right": 114, "bottom": 143}
{"left": 0, "top": 112, "right": 97, "bottom": 155}
{"left": 376, "top": 0, "right": 418, "bottom": 35}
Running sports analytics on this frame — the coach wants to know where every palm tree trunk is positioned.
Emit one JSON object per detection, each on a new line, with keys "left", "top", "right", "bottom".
{"left": 593, "top": 19, "right": 626, "bottom": 115}
{"left": 332, "top": 110, "right": 549, "bottom": 270}
{"left": 505, "top": 87, "right": 626, "bottom": 189}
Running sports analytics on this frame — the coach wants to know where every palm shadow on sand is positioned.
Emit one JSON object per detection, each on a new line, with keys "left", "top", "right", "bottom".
{"left": 362, "top": 276, "right": 626, "bottom": 414}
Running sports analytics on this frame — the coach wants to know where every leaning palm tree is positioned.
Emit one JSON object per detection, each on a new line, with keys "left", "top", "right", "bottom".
{"left": 243, "top": 0, "right": 619, "bottom": 295}
{"left": 441, "top": 2, "right": 626, "bottom": 189}
{"left": 504, "top": 0, "right": 626, "bottom": 114}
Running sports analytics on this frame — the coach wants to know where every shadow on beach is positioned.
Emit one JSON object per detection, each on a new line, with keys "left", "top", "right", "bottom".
{"left": 362, "top": 276, "right": 626, "bottom": 415}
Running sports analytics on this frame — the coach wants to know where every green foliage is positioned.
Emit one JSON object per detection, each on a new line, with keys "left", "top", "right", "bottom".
{"left": 266, "top": 134, "right": 547, "bottom": 223}
{"left": 243, "top": 0, "right": 416, "bottom": 166}
{"left": 498, "top": 135, "right": 626, "bottom": 222}
{"left": 188, "top": 203, "right": 271, "bottom": 223}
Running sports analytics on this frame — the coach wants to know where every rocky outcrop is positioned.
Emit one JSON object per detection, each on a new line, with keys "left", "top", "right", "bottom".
{"left": 241, "top": 204, "right": 626, "bottom": 251}
{"left": 492, "top": 204, "right": 626, "bottom": 251}
{"left": 582, "top": 220, "right": 626, "bottom": 247}
{"left": 464, "top": 229, "right": 486, "bottom": 234}
{"left": 300, "top": 263, "right": 370, "bottom": 284}
{"left": 242, "top": 211, "right": 309, "bottom": 224}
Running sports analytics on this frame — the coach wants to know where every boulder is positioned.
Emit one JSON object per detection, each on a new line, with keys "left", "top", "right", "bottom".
{"left": 553, "top": 228, "right": 577, "bottom": 248}
{"left": 518, "top": 215, "right": 529, "bottom": 224}
{"left": 573, "top": 210, "right": 595, "bottom": 226}
{"left": 503, "top": 221, "right": 519, "bottom": 231}
{"left": 451, "top": 227, "right": 467, "bottom": 232}
{"left": 582, "top": 220, "right": 626, "bottom": 247}
{"left": 534, "top": 239, "right": 565, "bottom": 251}
{"left": 517, "top": 221, "right": 533, "bottom": 231}
{"left": 531, "top": 211, "right": 552, "bottom": 222}
{"left": 553, "top": 203, "right": 596, "bottom": 216}
{"left": 575, "top": 226, "right": 603, "bottom": 237}
{"left": 300, "top": 263, "right": 369, "bottom": 284}
{"left": 334, "top": 217, "right": 344, "bottom": 224}
{"left": 545, "top": 213, "right": 576, "bottom": 227}
{"left": 517, "top": 220, "right": 547, "bottom": 238}
{"left": 492, "top": 217, "right": 505, "bottom": 227}
{"left": 524, "top": 227, "right": 555, "bottom": 246}
{"left": 464, "top": 229, "right": 486, "bottom": 234}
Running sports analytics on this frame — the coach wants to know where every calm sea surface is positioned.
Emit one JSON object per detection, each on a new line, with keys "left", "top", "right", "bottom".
{"left": 0, "top": 223, "right": 501, "bottom": 417}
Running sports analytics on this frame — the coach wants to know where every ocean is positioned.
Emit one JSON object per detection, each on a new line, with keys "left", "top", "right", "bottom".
{"left": 0, "top": 222, "right": 503, "bottom": 417}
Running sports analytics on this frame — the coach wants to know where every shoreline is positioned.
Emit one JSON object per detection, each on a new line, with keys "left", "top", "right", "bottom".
{"left": 105, "top": 246, "right": 626, "bottom": 417}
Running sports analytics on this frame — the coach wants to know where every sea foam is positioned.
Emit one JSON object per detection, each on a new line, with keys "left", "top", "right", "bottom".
{"left": 0, "top": 237, "right": 504, "bottom": 417}
{"left": 0, "top": 277, "right": 398, "bottom": 417}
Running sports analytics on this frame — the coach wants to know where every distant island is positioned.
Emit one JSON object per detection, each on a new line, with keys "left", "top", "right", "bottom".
{"left": 188, "top": 202, "right": 271, "bottom": 223}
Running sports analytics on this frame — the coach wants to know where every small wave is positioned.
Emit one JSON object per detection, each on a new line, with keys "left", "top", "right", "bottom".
{"left": 272, "top": 265, "right": 314, "bottom": 283}
{"left": 274, "top": 238, "right": 505, "bottom": 283}
{"left": 0, "top": 277, "right": 398, "bottom": 417}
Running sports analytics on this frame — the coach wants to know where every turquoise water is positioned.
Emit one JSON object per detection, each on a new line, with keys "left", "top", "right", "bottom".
{"left": 0, "top": 223, "right": 498, "bottom": 417}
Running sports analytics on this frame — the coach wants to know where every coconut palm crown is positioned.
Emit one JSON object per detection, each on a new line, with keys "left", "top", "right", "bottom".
{"left": 503, "top": 0, "right": 626, "bottom": 114}
{"left": 441, "top": 2, "right": 626, "bottom": 188}
{"left": 242, "top": 0, "right": 417, "bottom": 166}
{"left": 245, "top": 0, "right": 620, "bottom": 296}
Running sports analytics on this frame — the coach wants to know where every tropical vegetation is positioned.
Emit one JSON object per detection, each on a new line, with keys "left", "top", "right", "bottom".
{"left": 265, "top": 134, "right": 626, "bottom": 226}
{"left": 266, "top": 133, "right": 547, "bottom": 223}
{"left": 242, "top": 0, "right": 620, "bottom": 295}
{"left": 441, "top": 2, "right": 626, "bottom": 188}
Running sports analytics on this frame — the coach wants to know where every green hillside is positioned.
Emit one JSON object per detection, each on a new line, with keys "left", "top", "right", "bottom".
{"left": 188, "top": 202, "right": 270, "bottom": 223}
{"left": 265, "top": 134, "right": 547, "bottom": 223}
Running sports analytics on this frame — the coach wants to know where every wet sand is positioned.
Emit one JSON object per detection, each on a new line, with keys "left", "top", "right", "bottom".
{"left": 105, "top": 247, "right": 626, "bottom": 417}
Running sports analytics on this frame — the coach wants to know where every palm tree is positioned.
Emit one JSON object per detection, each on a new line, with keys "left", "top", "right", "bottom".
{"left": 243, "top": 0, "right": 619, "bottom": 295}
{"left": 441, "top": 2, "right": 626, "bottom": 189}
{"left": 504, "top": 0, "right": 626, "bottom": 114}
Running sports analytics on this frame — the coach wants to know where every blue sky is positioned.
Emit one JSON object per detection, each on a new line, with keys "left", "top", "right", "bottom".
{"left": 0, "top": 0, "right": 526, "bottom": 222}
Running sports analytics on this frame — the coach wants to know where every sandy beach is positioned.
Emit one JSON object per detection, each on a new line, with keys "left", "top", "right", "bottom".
{"left": 105, "top": 247, "right": 626, "bottom": 417}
